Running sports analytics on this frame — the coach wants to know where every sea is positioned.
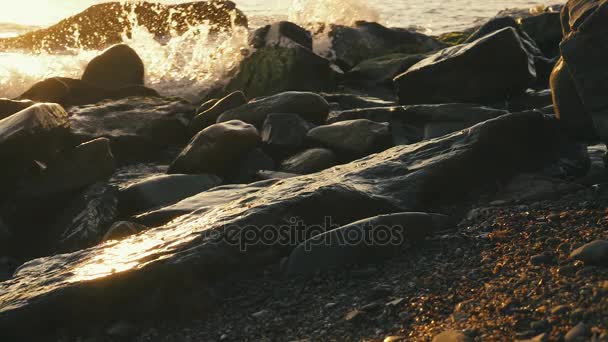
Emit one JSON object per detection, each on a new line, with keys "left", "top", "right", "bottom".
{"left": 0, "top": 0, "right": 564, "bottom": 101}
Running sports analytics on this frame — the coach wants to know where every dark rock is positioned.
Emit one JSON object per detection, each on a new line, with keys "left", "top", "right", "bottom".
{"left": 228, "top": 148, "right": 276, "bottom": 184}
{"left": 0, "top": 112, "right": 560, "bottom": 337}
{"left": 530, "top": 253, "right": 554, "bottom": 265}
{"left": 569, "top": 240, "right": 608, "bottom": 266}
{"left": 197, "top": 98, "right": 218, "bottom": 114}
{"left": 0, "top": 99, "right": 34, "bottom": 120}
{"left": 261, "top": 113, "right": 313, "bottom": 157}
{"left": 69, "top": 96, "right": 194, "bottom": 162}
{"left": 521, "top": 12, "right": 563, "bottom": 57}
{"left": 223, "top": 46, "right": 336, "bottom": 98}
{"left": 346, "top": 53, "right": 426, "bottom": 87}
{"left": 218, "top": 91, "right": 329, "bottom": 127}
{"left": 287, "top": 212, "right": 451, "bottom": 277}
{"left": 564, "top": 322, "right": 591, "bottom": 342}
{"left": 118, "top": 174, "right": 222, "bottom": 216}
{"left": 395, "top": 27, "right": 536, "bottom": 105}
{"left": 102, "top": 222, "right": 147, "bottom": 242}
{"left": 432, "top": 330, "right": 473, "bottom": 342}
{"left": 308, "top": 119, "right": 391, "bottom": 157}
{"left": 17, "top": 138, "right": 115, "bottom": 201}
{"left": 0, "top": 257, "right": 18, "bottom": 282}
{"left": 279, "top": 148, "right": 337, "bottom": 174}
{"left": 189, "top": 91, "right": 247, "bottom": 134}
{"left": 51, "top": 182, "right": 119, "bottom": 253}
{"left": 255, "top": 170, "right": 299, "bottom": 181}
{"left": 81, "top": 44, "right": 144, "bottom": 90}
{"left": 250, "top": 21, "right": 312, "bottom": 50}
{"left": 0, "top": 1, "right": 248, "bottom": 51}
{"left": 168, "top": 120, "right": 260, "bottom": 176}
{"left": 320, "top": 93, "right": 396, "bottom": 111}
{"left": 494, "top": 173, "right": 585, "bottom": 203}
{"left": 436, "top": 31, "right": 471, "bottom": 46}
{"left": 508, "top": 89, "right": 554, "bottom": 112}
{"left": 18, "top": 77, "right": 160, "bottom": 107}
{"left": 327, "top": 21, "right": 445, "bottom": 70}
{"left": 0, "top": 103, "right": 70, "bottom": 189}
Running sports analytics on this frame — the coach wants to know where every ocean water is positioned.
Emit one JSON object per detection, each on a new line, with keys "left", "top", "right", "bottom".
{"left": 0, "top": 0, "right": 564, "bottom": 100}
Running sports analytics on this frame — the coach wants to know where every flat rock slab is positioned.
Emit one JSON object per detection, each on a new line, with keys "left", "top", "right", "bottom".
{"left": 0, "top": 112, "right": 559, "bottom": 337}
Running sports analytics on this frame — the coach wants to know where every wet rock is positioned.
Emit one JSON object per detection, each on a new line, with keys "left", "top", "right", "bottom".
{"left": 255, "top": 170, "right": 298, "bottom": 181}
{"left": 0, "top": 112, "right": 560, "bottom": 337}
{"left": 228, "top": 148, "right": 276, "bottom": 184}
{"left": 432, "top": 330, "right": 473, "bottom": 342}
{"left": 251, "top": 21, "right": 312, "bottom": 50}
{"left": 17, "top": 138, "right": 116, "bottom": 201}
{"left": 279, "top": 148, "right": 337, "bottom": 175}
{"left": 308, "top": 119, "right": 391, "bottom": 157}
{"left": 520, "top": 12, "right": 563, "bottom": 57}
{"left": 18, "top": 77, "right": 160, "bottom": 107}
{"left": 223, "top": 46, "right": 336, "bottom": 98}
{"left": 189, "top": 91, "right": 247, "bottom": 134}
{"left": 69, "top": 96, "right": 194, "bottom": 162}
{"left": 0, "top": 1, "right": 248, "bottom": 51}
{"left": 464, "top": 16, "right": 542, "bottom": 57}
{"left": 508, "top": 89, "right": 554, "bottom": 112}
{"left": 437, "top": 31, "right": 471, "bottom": 46}
{"left": 564, "top": 322, "right": 591, "bottom": 342}
{"left": 0, "top": 99, "right": 34, "bottom": 120}
{"left": 569, "top": 240, "right": 608, "bottom": 266}
{"left": 346, "top": 53, "right": 426, "bottom": 88}
{"left": 81, "top": 44, "right": 144, "bottom": 90}
{"left": 0, "top": 103, "right": 70, "bottom": 189}
{"left": 168, "top": 120, "right": 260, "bottom": 176}
{"left": 261, "top": 113, "right": 313, "bottom": 157}
{"left": 102, "top": 222, "right": 147, "bottom": 242}
{"left": 218, "top": 91, "right": 330, "bottom": 127}
{"left": 51, "top": 182, "right": 119, "bottom": 253}
{"left": 320, "top": 93, "right": 396, "bottom": 111}
{"left": 287, "top": 212, "right": 451, "bottom": 277}
{"left": 395, "top": 27, "right": 536, "bottom": 105}
{"left": 327, "top": 21, "right": 445, "bottom": 70}
{"left": 118, "top": 174, "right": 222, "bottom": 216}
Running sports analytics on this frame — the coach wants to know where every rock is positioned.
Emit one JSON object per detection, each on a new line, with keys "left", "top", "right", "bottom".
{"left": 287, "top": 212, "right": 451, "bottom": 277}
{"left": 494, "top": 173, "right": 585, "bottom": 203}
{"left": 570, "top": 240, "right": 608, "bottom": 266}
{"left": 307, "top": 119, "right": 391, "bottom": 157}
{"left": 218, "top": 91, "right": 330, "bottom": 127}
{"left": 564, "top": 322, "right": 591, "bottom": 342}
{"left": 18, "top": 77, "right": 160, "bottom": 107}
{"left": 255, "top": 170, "right": 298, "bottom": 181}
{"left": 0, "top": 103, "right": 70, "bottom": 189}
{"left": 223, "top": 46, "right": 336, "bottom": 98}
{"left": 251, "top": 21, "right": 312, "bottom": 50}
{"left": 345, "top": 53, "right": 426, "bottom": 87}
{"left": 81, "top": 44, "right": 144, "bottom": 90}
{"left": 327, "top": 21, "right": 445, "bottom": 70}
{"left": 395, "top": 27, "right": 536, "bottom": 105}
{"left": 168, "top": 120, "right": 260, "bottom": 176}
{"left": 0, "top": 99, "right": 34, "bottom": 120}
{"left": 228, "top": 148, "right": 276, "bottom": 184}
{"left": 530, "top": 253, "right": 554, "bottom": 266}
{"left": 189, "top": 91, "right": 247, "bottom": 134}
{"left": 261, "top": 113, "right": 314, "bottom": 157}
{"left": 432, "top": 330, "right": 473, "bottom": 342}
{"left": 436, "top": 31, "right": 471, "bottom": 46}
{"left": 118, "top": 174, "right": 223, "bottom": 216}
{"left": 320, "top": 93, "right": 396, "bottom": 111}
{"left": 0, "top": 1, "right": 248, "bottom": 51}
{"left": 465, "top": 16, "right": 541, "bottom": 56}
{"left": 0, "top": 112, "right": 560, "bottom": 337}
{"left": 520, "top": 12, "right": 563, "bottom": 57}
{"left": 102, "top": 222, "right": 147, "bottom": 242}
{"left": 553, "top": 1, "right": 608, "bottom": 143}
{"left": 50, "top": 183, "right": 119, "bottom": 253}
{"left": 69, "top": 96, "right": 194, "bottom": 162}
{"left": 17, "top": 138, "right": 116, "bottom": 201}
{"left": 508, "top": 89, "right": 554, "bottom": 112}
{"left": 197, "top": 98, "right": 218, "bottom": 114}
{"left": 106, "top": 321, "right": 139, "bottom": 338}
{"left": 279, "top": 148, "right": 337, "bottom": 175}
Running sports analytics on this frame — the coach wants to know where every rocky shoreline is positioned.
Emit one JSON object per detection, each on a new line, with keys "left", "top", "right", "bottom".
{"left": 0, "top": 1, "right": 607, "bottom": 341}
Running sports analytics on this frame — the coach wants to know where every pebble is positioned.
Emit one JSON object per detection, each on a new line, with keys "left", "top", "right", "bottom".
{"left": 564, "top": 322, "right": 591, "bottom": 342}
{"left": 530, "top": 254, "right": 553, "bottom": 266}
{"left": 384, "top": 336, "right": 406, "bottom": 342}
{"left": 570, "top": 240, "right": 608, "bottom": 266}
{"left": 550, "top": 305, "right": 570, "bottom": 315}
{"left": 251, "top": 310, "right": 269, "bottom": 319}
{"left": 432, "top": 330, "right": 473, "bottom": 342}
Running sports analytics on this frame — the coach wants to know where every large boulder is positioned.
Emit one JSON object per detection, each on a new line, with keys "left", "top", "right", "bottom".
{"left": 0, "top": 99, "right": 34, "bottom": 120}
{"left": 250, "top": 21, "right": 312, "bottom": 50}
{"left": 394, "top": 27, "right": 536, "bottom": 105}
{"left": 308, "top": 119, "right": 392, "bottom": 157}
{"left": 326, "top": 21, "right": 445, "bottom": 70}
{"left": 287, "top": 212, "right": 451, "bottom": 277}
{"left": 261, "top": 113, "right": 314, "bottom": 157}
{"left": 18, "top": 77, "right": 159, "bottom": 107}
{"left": 69, "top": 96, "right": 195, "bottom": 162}
{"left": 345, "top": 53, "right": 426, "bottom": 87}
{"left": 520, "top": 12, "right": 563, "bottom": 57}
{"left": 279, "top": 148, "right": 337, "bottom": 175}
{"left": 168, "top": 120, "right": 260, "bottom": 176}
{"left": 0, "top": 1, "right": 248, "bottom": 51}
{"left": 81, "top": 44, "right": 144, "bottom": 90}
{"left": 217, "top": 91, "right": 330, "bottom": 127}
{"left": 0, "top": 112, "right": 561, "bottom": 338}
{"left": 222, "top": 46, "right": 336, "bottom": 98}
{"left": 227, "top": 148, "right": 276, "bottom": 184}
{"left": 551, "top": 0, "right": 608, "bottom": 143}
{"left": 118, "top": 174, "right": 223, "bottom": 216}
{"left": 189, "top": 91, "right": 247, "bottom": 134}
